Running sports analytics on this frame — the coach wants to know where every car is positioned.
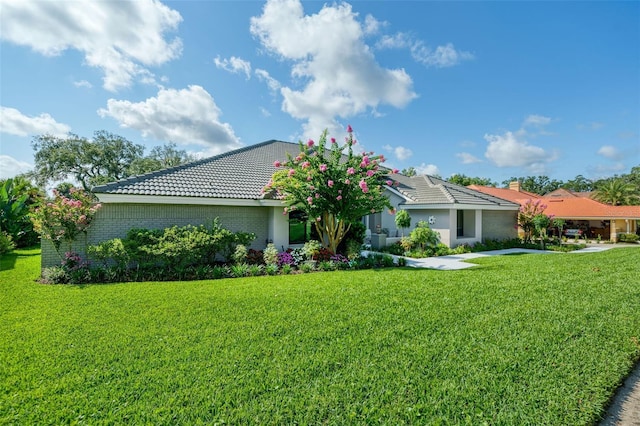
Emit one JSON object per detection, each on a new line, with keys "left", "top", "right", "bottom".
{"left": 563, "top": 228, "right": 583, "bottom": 237}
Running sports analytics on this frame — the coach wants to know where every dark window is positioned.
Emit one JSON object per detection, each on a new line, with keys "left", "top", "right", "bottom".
{"left": 457, "top": 210, "right": 464, "bottom": 237}
{"left": 289, "top": 210, "right": 312, "bottom": 244}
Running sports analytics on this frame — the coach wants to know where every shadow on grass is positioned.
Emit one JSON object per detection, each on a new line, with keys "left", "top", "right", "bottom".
{"left": 0, "top": 249, "right": 40, "bottom": 272}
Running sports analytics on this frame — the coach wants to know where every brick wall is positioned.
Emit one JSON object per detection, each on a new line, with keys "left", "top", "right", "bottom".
{"left": 42, "top": 203, "right": 270, "bottom": 268}
{"left": 482, "top": 210, "right": 518, "bottom": 241}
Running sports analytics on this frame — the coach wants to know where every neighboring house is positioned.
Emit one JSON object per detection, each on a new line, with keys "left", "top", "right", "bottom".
{"left": 41, "top": 141, "right": 520, "bottom": 267}
{"left": 469, "top": 182, "right": 640, "bottom": 241}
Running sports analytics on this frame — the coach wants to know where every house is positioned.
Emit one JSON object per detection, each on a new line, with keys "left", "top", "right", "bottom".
{"left": 468, "top": 182, "right": 640, "bottom": 240}
{"left": 41, "top": 141, "right": 520, "bottom": 267}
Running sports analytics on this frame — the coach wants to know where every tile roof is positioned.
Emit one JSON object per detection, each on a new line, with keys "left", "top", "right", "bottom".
{"left": 393, "top": 175, "right": 519, "bottom": 207}
{"left": 93, "top": 140, "right": 517, "bottom": 208}
{"left": 469, "top": 185, "right": 640, "bottom": 219}
{"left": 93, "top": 140, "right": 296, "bottom": 199}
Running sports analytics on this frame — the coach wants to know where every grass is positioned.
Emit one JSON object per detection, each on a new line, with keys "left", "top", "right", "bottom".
{"left": 1, "top": 248, "right": 639, "bottom": 425}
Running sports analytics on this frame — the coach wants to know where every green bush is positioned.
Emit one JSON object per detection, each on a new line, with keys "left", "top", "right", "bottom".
{"left": 263, "top": 243, "right": 278, "bottom": 266}
{"left": 41, "top": 266, "right": 68, "bottom": 284}
{"left": 0, "top": 231, "right": 15, "bottom": 255}
{"left": 409, "top": 221, "right": 440, "bottom": 251}
{"left": 618, "top": 233, "right": 639, "bottom": 243}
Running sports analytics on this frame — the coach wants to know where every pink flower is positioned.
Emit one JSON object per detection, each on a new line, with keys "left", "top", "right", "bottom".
{"left": 315, "top": 193, "right": 320, "bottom": 199}
{"left": 366, "top": 170, "right": 374, "bottom": 177}
{"left": 307, "top": 175, "right": 312, "bottom": 181}
{"left": 316, "top": 217, "right": 321, "bottom": 221}
{"left": 386, "top": 180, "right": 393, "bottom": 186}
{"left": 288, "top": 169, "right": 295, "bottom": 177}
{"left": 352, "top": 139, "right": 357, "bottom": 145}
{"left": 274, "top": 160, "right": 281, "bottom": 167}
{"left": 331, "top": 137, "right": 336, "bottom": 144}
{"left": 338, "top": 189, "right": 342, "bottom": 194}
{"left": 347, "top": 124, "right": 353, "bottom": 133}
{"left": 392, "top": 168, "right": 399, "bottom": 174}
{"left": 359, "top": 180, "right": 369, "bottom": 193}
{"left": 307, "top": 196, "right": 313, "bottom": 204}
{"left": 319, "top": 164, "right": 327, "bottom": 172}
{"left": 327, "top": 180, "right": 334, "bottom": 187}
{"left": 388, "top": 208, "right": 396, "bottom": 215}
{"left": 307, "top": 139, "right": 314, "bottom": 147}
{"left": 347, "top": 167, "right": 355, "bottom": 175}
{"left": 336, "top": 195, "right": 342, "bottom": 200}
{"left": 344, "top": 179, "right": 351, "bottom": 185}
{"left": 301, "top": 161, "right": 311, "bottom": 169}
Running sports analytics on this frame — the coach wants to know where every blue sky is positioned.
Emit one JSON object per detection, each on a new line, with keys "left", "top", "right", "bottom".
{"left": 1, "top": 0, "right": 638, "bottom": 186}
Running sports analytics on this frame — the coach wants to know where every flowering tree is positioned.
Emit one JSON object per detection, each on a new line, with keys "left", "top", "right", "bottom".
{"left": 265, "top": 126, "right": 395, "bottom": 253}
{"left": 517, "top": 199, "right": 548, "bottom": 243}
{"left": 31, "top": 188, "right": 101, "bottom": 255}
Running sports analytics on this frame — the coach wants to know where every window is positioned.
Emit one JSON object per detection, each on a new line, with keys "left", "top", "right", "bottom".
{"left": 289, "top": 210, "right": 312, "bottom": 244}
{"left": 457, "top": 210, "right": 464, "bottom": 237}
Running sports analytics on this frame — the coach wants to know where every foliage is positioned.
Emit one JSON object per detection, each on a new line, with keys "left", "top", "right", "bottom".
{"left": 232, "top": 244, "right": 248, "bottom": 264}
{"left": 401, "top": 166, "right": 417, "bottom": 177}
{"left": 562, "top": 174, "right": 594, "bottom": 192}
{"left": 30, "top": 132, "right": 194, "bottom": 191}
{"left": 87, "top": 238, "right": 130, "bottom": 270}
{"left": 267, "top": 126, "right": 394, "bottom": 253}
{"left": 302, "top": 239, "right": 321, "bottom": 259}
{"left": 532, "top": 213, "right": 552, "bottom": 249}
{"left": 263, "top": 243, "right": 278, "bottom": 266}
{"left": 517, "top": 199, "right": 548, "bottom": 243}
{"left": 394, "top": 209, "right": 411, "bottom": 237}
{"left": 246, "top": 249, "right": 265, "bottom": 265}
{"left": 448, "top": 173, "right": 497, "bottom": 187}
{"left": 501, "top": 176, "right": 563, "bottom": 195}
{"left": 0, "top": 231, "right": 15, "bottom": 255}
{"left": 30, "top": 188, "right": 101, "bottom": 254}
{"left": 409, "top": 221, "right": 440, "bottom": 251}
{"left": 618, "top": 233, "right": 639, "bottom": 243}
{"left": 592, "top": 178, "right": 640, "bottom": 206}
{"left": 0, "top": 177, "right": 43, "bottom": 247}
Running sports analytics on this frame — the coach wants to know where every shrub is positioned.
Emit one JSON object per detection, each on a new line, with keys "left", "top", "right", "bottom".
{"left": 0, "top": 231, "right": 15, "bottom": 255}
{"left": 314, "top": 247, "right": 334, "bottom": 262}
{"left": 300, "top": 261, "right": 315, "bottom": 273}
{"left": 263, "top": 243, "right": 278, "bottom": 266}
{"left": 233, "top": 244, "right": 248, "bottom": 264}
{"left": 280, "top": 264, "right": 293, "bottom": 275}
{"left": 618, "top": 233, "right": 639, "bottom": 243}
{"left": 88, "top": 238, "right": 129, "bottom": 270}
{"left": 246, "top": 249, "right": 265, "bottom": 265}
{"left": 345, "top": 239, "right": 362, "bottom": 260}
{"left": 277, "top": 251, "right": 295, "bottom": 267}
{"left": 41, "top": 266, "right": 68, "bottom": 284}
{"left": 265, "top": 264, "right": 279, "bottom": 276}
{"left": 230, "top": 263, "right": 249, "bottom": 278}
{"left": 318, "top": 261, "right": 336, "bottom": 271}
{"left": 249, "top": 264, "right": 265, "bottom": 277}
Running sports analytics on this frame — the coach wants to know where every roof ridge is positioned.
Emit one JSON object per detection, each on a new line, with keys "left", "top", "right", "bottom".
{"left": 93, "top": 139, "right": 292, "bottom": 193}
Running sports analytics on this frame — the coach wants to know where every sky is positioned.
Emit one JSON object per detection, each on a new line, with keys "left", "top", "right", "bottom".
{"left": 1, "top": 0, "right": 639, "bottom": 186}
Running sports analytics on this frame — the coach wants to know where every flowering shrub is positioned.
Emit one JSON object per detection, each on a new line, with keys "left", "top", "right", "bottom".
{"left": 246, "top": 249, "right": 265, "bottom": 265}
{"left": 277, "top": 251, "right": 295, "bottom": 267}
{"left": 266, "top": 126, "right": 394, "bottom": 253}
{"left": 61, "top": 251, "right": 88, "bottom": 273}
{"left": 518, "top": 199, "right": 548, "bottom": 243}
{"left": 287, "top": 248, "right": 306, "bottom": 266}
{"left": 31, "top": 188, "right": 101, "bottom": 254}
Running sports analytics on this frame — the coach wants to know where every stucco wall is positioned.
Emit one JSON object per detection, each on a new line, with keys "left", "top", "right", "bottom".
{"left": 42, "top": 203, "right": 271, "bottom": 268}
{"left": 481, "top": 210, "right": 518, "bottom": 241}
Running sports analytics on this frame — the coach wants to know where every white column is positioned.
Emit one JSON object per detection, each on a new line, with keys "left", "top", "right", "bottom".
{"left": 475, "top": 209, "right": 483, "bottom": 241}
{"left": 269, "top": 207, "right": 290, "bottom": 251}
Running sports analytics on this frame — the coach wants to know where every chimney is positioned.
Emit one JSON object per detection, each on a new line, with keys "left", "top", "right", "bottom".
{"left": 509, "top": 181, "right": 521, "bottom": 192}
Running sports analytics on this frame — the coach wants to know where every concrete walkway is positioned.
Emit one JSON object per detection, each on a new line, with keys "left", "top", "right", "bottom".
{"left": 363, "top": 244, "right": 640, "bottom": 424}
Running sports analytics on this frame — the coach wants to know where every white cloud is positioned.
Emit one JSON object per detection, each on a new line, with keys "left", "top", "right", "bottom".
{"left": 0, "top": 106, "right": 70, "bottom": 137}
{"left": 98, "top": 85, "right": 242, "bottom": 154}
{"left": 597, "top": 145, "right": 624, "bottom": 160}
{"left": 0, "top": 0, "right": 182, "bottom": 91}
{"left": 484, "top": 131, "right": 555, "bottom": 173}
{"left": 456, "top": 152, "right": 482, "bottom": 164}
{"left": 411, "top": 42, "right": 474, "bottom": 68}
{"left": 376, "top": 32, "right": 412, "bottom": 50}
{"left": 523, "top": 114, "right": 551, "bottom": 127}
{"left": 394, "top": 146, "right": 413, "bottom": 161}
{"left": 255, "top": 69, "right": 281, "bottom": 92}
{"left": 415, "top": 163, "right": 440, "bottom": 176}
{"left": 250, "top": 0, "right": 416, "bottom": 140}
{"left": 73, "top": 80, "right": 93, "bottom": 89}
{"left": 0, "top": 155, "right": 33, "bottom": 179}
{"left": 214, "top": 56, "right": 252, "bottom": 79}
{"left": 363, "top": 14, "right": 384, "bottom": 35}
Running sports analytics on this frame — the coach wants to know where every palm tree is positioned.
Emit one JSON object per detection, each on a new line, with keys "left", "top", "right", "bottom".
{"left": 592, "top": 179, "right": 640, "bottom": 206}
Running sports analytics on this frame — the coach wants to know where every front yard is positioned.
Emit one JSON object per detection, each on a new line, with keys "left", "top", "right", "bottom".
{"left": 1, "top": 248, "right": 639, "bottom": 424}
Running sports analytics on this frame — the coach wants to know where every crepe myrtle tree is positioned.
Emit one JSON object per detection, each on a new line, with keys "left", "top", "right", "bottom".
{"left": 265, "top": 126, "right": 397, "bottom": 253}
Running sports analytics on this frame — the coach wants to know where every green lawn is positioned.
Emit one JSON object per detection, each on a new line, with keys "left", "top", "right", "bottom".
{"left": 1, "top": 248, "right": 639, "bottom": 425}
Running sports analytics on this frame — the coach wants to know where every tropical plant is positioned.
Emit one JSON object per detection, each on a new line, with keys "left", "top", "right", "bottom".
{"left": 395, "top": 209, "right": 411, "bottom": 237}
{"left": 409, "top": 221, "right": 440, "bottom": 251}
{"left": 592, "top": 178, "right": 640, "bottom": 206}
{"left": 266, "top": 126, "right": 394, "bottom": 253}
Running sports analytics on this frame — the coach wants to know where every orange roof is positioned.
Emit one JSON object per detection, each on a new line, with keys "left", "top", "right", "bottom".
{"left": 468, "top": 185, "right": 640, "bottom": 219}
